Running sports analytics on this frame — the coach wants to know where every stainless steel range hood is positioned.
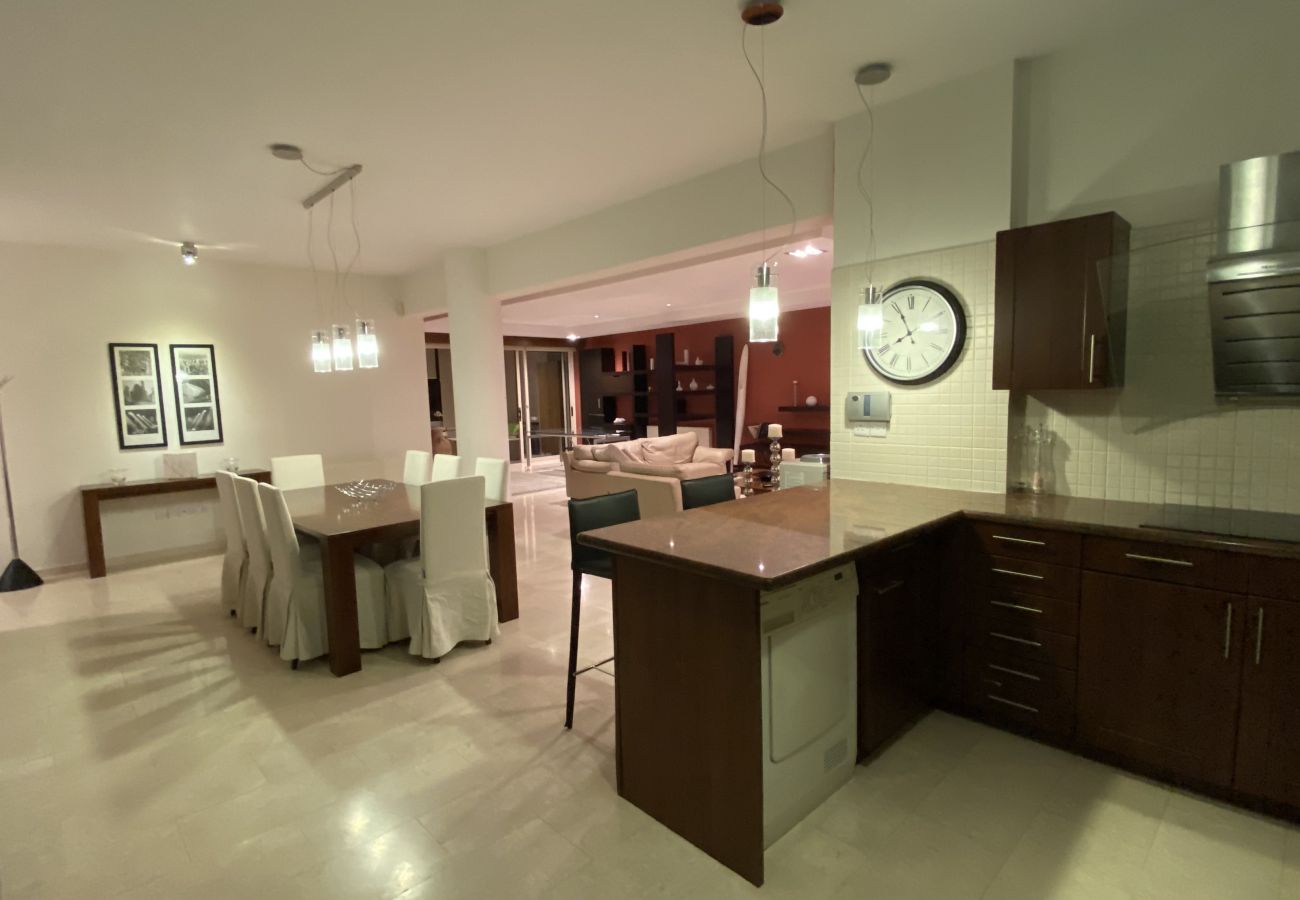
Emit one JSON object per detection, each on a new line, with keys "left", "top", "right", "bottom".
{"left": 1207, "top": 150, "right": 1300, "bottom": 395}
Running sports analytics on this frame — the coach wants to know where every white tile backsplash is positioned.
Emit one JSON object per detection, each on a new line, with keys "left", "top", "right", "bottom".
{"left": 1020, "top": 221, "right": 1300, "bottom": 512}
{"left": 830, "top": 242, "right": 1009, "bottom": 493}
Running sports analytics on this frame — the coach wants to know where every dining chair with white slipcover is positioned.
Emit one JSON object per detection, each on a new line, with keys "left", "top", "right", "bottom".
{"left": 258, "top": 481, "right": 388, "bottom": 667}
{"left": 474, "top": 457, "right": 509, "bottom": 503}
{"left": 270, "top": 454, "right": 325, "bottom": 491}
{"left": 214, "top": 471, "right": 247, "bottom": 618}
{"left": 403, "top": 450, "right": 433, "bottom": 485}
{"left": 230, "top": 475, "right": 273, "bottom": 633}
{"left": 431, "top": 453, "right": 461, "bottom": 481}
{"left": 384, "top": 475, "right": 498, "bottom": 661}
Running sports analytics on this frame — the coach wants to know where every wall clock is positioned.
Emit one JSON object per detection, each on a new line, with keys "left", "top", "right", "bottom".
{"left": 862, "top": 279, "right": 967, "bottom": 385}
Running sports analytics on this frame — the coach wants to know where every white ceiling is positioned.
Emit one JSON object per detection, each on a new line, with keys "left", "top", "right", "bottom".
{"left": 457, "top": 238, "right": 835, "bottom": 338}
{"left": 1, "top": 0, "right": 1192, "bottom": 274}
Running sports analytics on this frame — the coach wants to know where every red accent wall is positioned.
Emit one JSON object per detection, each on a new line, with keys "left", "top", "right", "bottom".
{"left": 580, "top": 305, "right": 830, "bottom": 437}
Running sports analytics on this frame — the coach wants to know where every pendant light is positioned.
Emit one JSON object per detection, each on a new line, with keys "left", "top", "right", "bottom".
{"left": 741, "top": 1, "right": 796, "bottom": 343}
{"left": 853, "top": 63, "right": 892, "bottom": 351}
{"left": 311, "top": 330, "right": 333, "bottom": 373}
{"left": 331, "top": 324, "right": 354, "bottom": 370}
{"left": 355, "top": 318, "right": 379, "bottom": 368}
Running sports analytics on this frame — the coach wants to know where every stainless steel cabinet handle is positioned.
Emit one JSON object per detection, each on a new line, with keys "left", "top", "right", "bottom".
{"left": 992, "top": 535, "right": 1046, "bottom": 547}
{"left": 987, "top": 694, "right": 1039, "bottom": 714}
{"left": 991, "top": 567, "right": 1045, "bottom": 581}
{"left": 990, "top": 631, "right": 1042, "bottom": 648}
{"left": 1088, "top": 334, "right": 1097, "bottom": 384}
{"left": 988, "top": 662, "right": 1041, "bottom": 683}
{"left": 990, "top": 599, "right": 1044, "bottom": 615}
{"left": 1224, "top": 602, "right": 1233, "bottom": 660}
{"left": 1255, "top": 607, "right": 1265, "bottom": 666}
{"left": 1124, "top": 552, "right": 1193, "bottom": 568}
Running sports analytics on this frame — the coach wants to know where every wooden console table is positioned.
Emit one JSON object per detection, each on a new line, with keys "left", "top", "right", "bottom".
{"left": 80, "top": 469, "right": 270, "bottom": 578}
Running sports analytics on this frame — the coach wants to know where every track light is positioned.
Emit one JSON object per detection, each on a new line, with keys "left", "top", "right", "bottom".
{"left": 180, "top": 242, "right": 198, "bottom": 266}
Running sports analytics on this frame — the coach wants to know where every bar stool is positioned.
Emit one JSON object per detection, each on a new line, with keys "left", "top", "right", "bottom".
{"left": 681, "top": 473, "right": 739, "bottom": 510}
{"left": 566, "top": 489, "right": 640, "bottom": 729}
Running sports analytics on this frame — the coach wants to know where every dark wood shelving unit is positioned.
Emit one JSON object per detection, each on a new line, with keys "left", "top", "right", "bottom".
{"left": 652, "top": 333, "right": 736, "bottom": 448}
{"left": 580, "top": 343, "right": 651, "bottom": 438}
{"left": 777, "top": 404, "right": 830, "bottom": 413}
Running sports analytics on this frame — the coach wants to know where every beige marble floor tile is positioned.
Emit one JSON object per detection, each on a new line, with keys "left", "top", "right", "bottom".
{"left": 4, "top": 486, "right": 1299, "bottom": 899}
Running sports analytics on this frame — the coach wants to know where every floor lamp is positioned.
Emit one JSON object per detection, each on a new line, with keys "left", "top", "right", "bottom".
{"left": 0, "top": 376, "right": 42, "bottom": 592}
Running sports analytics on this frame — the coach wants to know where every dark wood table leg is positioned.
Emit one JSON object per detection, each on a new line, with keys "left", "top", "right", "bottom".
{"left": 82, "top": 492, "right": 106, "bottom": 578}
{"left": 319, "top": 534, "right": 362, "bottom": 677}
{"left": 488, "top": 503, "right": 519, "bottom": 622}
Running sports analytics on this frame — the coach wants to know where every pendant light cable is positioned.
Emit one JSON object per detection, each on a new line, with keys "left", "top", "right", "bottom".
{"left": 307, "top": 205, "right": 321, "bottom": 320}
{"left": 855, "top": 82, "right": 877, "bottom": 285}
{"left": 344, "top": 179, "right": 362, "bottom": 317}
{"left": 742, "top": 23, "right": 797, "bottom": 265}
{"left": 326, "top": 193, "right": 340, "bottom": 321}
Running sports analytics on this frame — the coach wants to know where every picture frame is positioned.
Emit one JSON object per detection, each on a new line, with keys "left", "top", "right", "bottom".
{"left": 169, "top": 343, "right": 224, "bottom": 446}
{"left": 108, "top": 343, "right": 168, "bottom": 450}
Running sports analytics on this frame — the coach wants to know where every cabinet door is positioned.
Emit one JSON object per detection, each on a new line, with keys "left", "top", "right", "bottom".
{"left": 1236, "top": 598, "right": 1300, "bottom": 808}
{"left": 857, "top": 542, "right": 935, "bottom": 757}
{"left": 1078, "top": 572, "right": 1244, "bottom": 788}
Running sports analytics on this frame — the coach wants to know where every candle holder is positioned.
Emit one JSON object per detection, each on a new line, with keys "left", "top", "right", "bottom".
{"left": 742, "top": 461, "right": 754, "bottom": 496}
{"left": 769, "top": 436, "right": 782, "bottom": 490}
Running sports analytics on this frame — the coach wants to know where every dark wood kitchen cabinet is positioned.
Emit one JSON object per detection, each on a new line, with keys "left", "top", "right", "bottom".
{"left": 1235, "top": 597, "right": 1300, "bottom": 808}
{"left": 1077, "top": 572, "right": 1244, "bottom": 789}
{"left": 993, "top": 212, "right": 1131, "bottom": 391}
{"left": 857, "top": 540, "right": 936, "bottom": 759}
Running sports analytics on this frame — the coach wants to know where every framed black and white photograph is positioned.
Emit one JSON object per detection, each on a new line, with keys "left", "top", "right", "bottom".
{"left": 169, "top": 344, "right": 224, "bottom": 445}
{"left": 108, "top": 343, "right": 168, "bottom": 449}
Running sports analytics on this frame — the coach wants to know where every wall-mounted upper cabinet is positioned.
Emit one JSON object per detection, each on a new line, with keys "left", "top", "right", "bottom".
{"left": 993, "top": 212, "right": 1131, "bottom": 391}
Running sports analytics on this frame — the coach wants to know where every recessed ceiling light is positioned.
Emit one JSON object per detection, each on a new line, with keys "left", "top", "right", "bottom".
{"left": 593, "top": 314, "right": 600, "bottom": 319}
{"left": 180, "top": 242, "right": 198, "bottom": 265}
{"left": 665, "top": 303, "right": 672, "bottom": 308}
{"left": 787, "top": 244, "right": 825, "bottom": 259}
{"left": 566, "top": 333, "right": 579, "bottom": 342}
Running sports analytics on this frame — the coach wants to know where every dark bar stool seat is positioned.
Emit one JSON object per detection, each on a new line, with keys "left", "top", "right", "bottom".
{"left": 566, "top": 490, "right": 640, "bottom": 729}
{"left": 680, "top": 473, "right": 739, "bottom": 510}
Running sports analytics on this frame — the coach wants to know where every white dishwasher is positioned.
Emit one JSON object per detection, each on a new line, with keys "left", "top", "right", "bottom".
{"left": 760, "top": 563, "right": 858, "bottom": 846}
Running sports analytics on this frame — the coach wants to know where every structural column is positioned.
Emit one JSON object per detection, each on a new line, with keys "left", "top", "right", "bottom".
{"left": 442, "top": 249, "right": 510, "bottom": 465}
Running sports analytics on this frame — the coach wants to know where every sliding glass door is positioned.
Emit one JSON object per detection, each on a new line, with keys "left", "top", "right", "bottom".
{"left": 504, "top": 347, "right": 576, "bottom": 470}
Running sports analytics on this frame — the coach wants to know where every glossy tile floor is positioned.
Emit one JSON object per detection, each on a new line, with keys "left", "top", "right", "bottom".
{"left": 3, "top": 486, "right": 1299, "bottom": 899}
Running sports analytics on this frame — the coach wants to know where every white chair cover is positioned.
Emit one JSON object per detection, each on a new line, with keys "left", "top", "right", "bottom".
{"left": 271, "top": 454, "right": 325, "bottom": 491}
{"left": 431, "top": 453, "right": 461, "bottom": 481}
{"left": 213, "top": 471, "right": 247, "bottom": 616}
{"left": 403, "top": 450, "right": 433, "bottom": 485}
{"left": 384, "top": 475, "right": 498, "bottom": 659}
{"left": 258, "top": 482, "right": 388, "bottom": 662}
{"left": 231, "top": 475, "right": 272, "bottom": 631}
{"left": 474, "top": 457, "right": 509, "bottom": 503}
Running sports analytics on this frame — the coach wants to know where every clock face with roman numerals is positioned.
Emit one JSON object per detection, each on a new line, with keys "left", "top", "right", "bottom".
{"left": 862, "top": 280, "right": 967, "bottom": 385}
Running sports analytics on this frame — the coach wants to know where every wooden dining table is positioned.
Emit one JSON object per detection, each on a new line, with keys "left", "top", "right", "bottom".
{"left": 281, "top": 480, "right": 519, "bottom": 677}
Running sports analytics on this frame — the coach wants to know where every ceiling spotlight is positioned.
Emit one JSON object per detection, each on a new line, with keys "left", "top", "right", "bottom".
{"left": 566, "top": 333, "right": 579, "bottom": 342}
{"left": 180, "top": 242, "right": 198, "bottom": 266}
{"left": 666, "top": 303, "right": 672, "bottom": 308}
{"left": 787, "top": 244, "right": 825, "bottom": 259}
{"left": 269, "top": 143, "right": 304, "bottom": 161}
{"left": 593, "top": 314, "right": 600, "bottom": 319}
{"left": 855, "top": 62, "right": 893, "bottom": 86}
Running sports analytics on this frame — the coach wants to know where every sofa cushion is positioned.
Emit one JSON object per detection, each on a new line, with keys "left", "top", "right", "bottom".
{"left": 619, "top": 459, "right": 725, "bottom": 480}
{"left": 572, "top": 445, "right": 598, "bottom": 461}
{"left": 639, "top": 432, "right": 700, "bottom": 465}
{"left": 572, "top": 459, "right": 615, "bottom": 474}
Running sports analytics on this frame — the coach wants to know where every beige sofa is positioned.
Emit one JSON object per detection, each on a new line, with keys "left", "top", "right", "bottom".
{"left": 562, "top": 432, "right": 733, "bottom": 517}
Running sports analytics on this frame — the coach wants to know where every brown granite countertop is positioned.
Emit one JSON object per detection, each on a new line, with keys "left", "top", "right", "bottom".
{"left": 578, "top": 480, "right": 1300, "bottom": 589}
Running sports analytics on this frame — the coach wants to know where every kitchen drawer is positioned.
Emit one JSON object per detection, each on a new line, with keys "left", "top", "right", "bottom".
{"left": 976, "top": 586, "right": 1078, "bottom": 637}
{"left": 975, "top": 618, "right": 1078, "bottom": 670}
{"left": 972, "top": 555, "right": 1081, "bottom": 601}
{"left": 969, "top": 520, "right": 1082, "bottom": 567}
{"left": 1082, "top": 536, "right": 1249, "bottom": 591}
{"left": 1248, "top": 556, "right": 1300, "bottom": 602}
{"left": 966, "top": 652, "right": 1076, "bottom": 738}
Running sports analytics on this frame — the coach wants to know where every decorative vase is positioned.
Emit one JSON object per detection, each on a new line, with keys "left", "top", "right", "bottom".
{"left": 689, "top": 378, "right": 699, "bottom": 391}
{"left": 805, "top": 396, "right": 818, "bottom": 407}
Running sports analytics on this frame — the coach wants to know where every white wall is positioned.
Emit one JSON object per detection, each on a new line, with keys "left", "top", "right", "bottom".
{"left": 834, "top": 63, "right": 1015, "bottom": 268}
{"left": 0, "top": 243, "right": 430, "bottom": 572}
{"left": 1017, "top": 2, "right": 1300, "bottom": 227}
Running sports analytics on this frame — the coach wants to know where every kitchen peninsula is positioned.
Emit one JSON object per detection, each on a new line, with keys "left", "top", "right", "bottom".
{"left": 580, "top": 480, "right": 1300, "bottom": 886}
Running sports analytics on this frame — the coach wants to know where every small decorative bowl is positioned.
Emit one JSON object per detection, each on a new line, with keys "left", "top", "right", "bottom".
{"left": 222, "top": 457, "right": 240, "bottom": 472}
{"left": 108, "top": 468, "right": 128, "bottom": 486}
